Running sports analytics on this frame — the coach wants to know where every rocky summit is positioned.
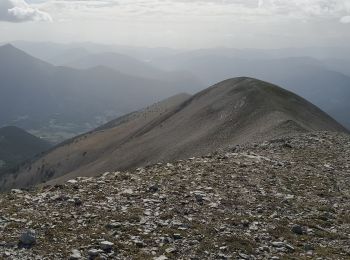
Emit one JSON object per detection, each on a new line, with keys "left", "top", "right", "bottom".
{"left": 0, "top": 132, "right": 349, "bottom": 259}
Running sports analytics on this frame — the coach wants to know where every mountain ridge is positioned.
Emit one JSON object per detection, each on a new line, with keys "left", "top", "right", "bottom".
{"left": 0, "top": 77, "right": 346, "bottom": 191}
{"left": 152, "top": 54, "right": 350, "bottom": 128}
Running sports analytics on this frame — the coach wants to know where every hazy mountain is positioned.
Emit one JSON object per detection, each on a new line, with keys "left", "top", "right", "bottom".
{"left": 0, "top": 126, "right": 51, "bottom": 174}
{"left": 48, "top": 47, "right": 91, "bottom": 65}
{"left": 322, "top": 58, "right": 350, "bottom": 77}
{"left": 0, "top": 44, "right": 195, "bottom": 143}
{"left": 9, "top": 41, "right": 181, "bottom": 64}
{"left": 65, "top": 52, "right": 203, "bottom": 89}
{"left": 156, "top": 47, "right": 350, "bottom": 61}
{"left": 8, "top": 41, "right": 71, "bottom": 62}
{"left": 2, "top": 77, "right": 346, "bottom": 191}
{"left": 153, "top": 55, "right": 350, "bottom": 128}
{"left": 10, "top": 41, "right": 350, "bottom": 63}
{"left": 8, "top": 42, "right": 350, "bottom": 129}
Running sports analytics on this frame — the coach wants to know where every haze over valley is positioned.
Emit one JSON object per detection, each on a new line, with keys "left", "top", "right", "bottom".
{"left": 0, "top": 0, "right": 349, "bottom": 259}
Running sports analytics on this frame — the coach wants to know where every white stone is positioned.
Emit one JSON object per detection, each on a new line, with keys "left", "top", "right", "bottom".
{"left": 154, "top": 256, "right": 168, "bottom": 260}
{"left": 69, "top": 249, "right": 82, "bottom": 259}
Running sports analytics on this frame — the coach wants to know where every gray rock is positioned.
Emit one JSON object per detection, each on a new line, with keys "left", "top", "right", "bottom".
{"left": 238, "top": 252, "right": 250, "bottom": 259}
{"left": 173, "top": 233, "right": 182, "bottom": 240}
{"left": 69, "top": 249, "right": 82, "bottom": 259}
{"left": 19, "top": 229, "right": 36, "bottom": 246}
{"left": 100, "top": 241, "right": 113, "bottom": 251}
{"left": 271, "top": 241, "right": 285, "bottom": 247}
{"left": 149, "top": 185, "right": 159, "bottom": 193}
{"left": 154, "top": 256, "right": 168, "bottom": 260}
{"left": 165, "top": 247, "right": 176, "bottom": 253}
{"left": 88, "top": 249, "right": 102, "bottom": 258}
{"left": 285, "top": 243, "right": 295, "bottom": 251}
{"left": 195, "top": 194, "right": 204, "bottom": 204}
{"left": 304, "top": 244, "right": 315, "bottom": 251}
{"left": 105, "top": 222, "right": 122, "bottom": 229}
{"left": 291, "top": 224, "right": 303, "bottom": 235}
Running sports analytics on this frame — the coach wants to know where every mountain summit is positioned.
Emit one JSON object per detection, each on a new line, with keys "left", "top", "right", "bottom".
{"left": 0, "top": 77, "right": 346, "bottom": 190}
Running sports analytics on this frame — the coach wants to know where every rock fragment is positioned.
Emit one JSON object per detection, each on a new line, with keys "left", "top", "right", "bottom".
{"left": 69, "top": 249, "right": 82, "bottom": 259}
{"left": 100, "top": 241, "right": 114, "bottom": 251}
{"left": 19, "top": 229, "right": 36, "bottom": 247}
{"left": 291, "top": 224, "right": 304, "bottom": 235}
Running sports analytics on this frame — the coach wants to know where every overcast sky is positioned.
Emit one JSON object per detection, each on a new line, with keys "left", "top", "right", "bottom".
{"left": 1, "top": 0, "right": 350, "bottom": 49}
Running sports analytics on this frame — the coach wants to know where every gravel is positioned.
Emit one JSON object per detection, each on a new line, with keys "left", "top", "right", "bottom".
{"left": 0, "top": 131, "right": 349, "bottom": 259}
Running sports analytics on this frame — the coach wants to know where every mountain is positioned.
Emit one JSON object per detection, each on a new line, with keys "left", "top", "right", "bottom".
{"left": 65, "top": 52, "right": 203, "bottom": 91}
{"left": 0, "top": 126, "right": 51, "bottom": 174}
{"left": 1, "top": 77, "right": 346, "bottom": 191}
{"left": 7, "top": 41, "right": 70, "bottom": 62}
{"left": 11, "top": 41, "right": 350, "bottom": 63}
{"left": 8, "top": 42, "right": 350, "bottom": 128}
{"left": 0, "top": 44, "right": 197, "bottom": 143}
{"left": 322, "top": 58, "right": 350, "bottom": 77}
{"left": 9, "top": 41, "right": 182, "bottom": 64}
{"left": 48, "top": 47, "right": 91, "bottom": 65}
{"left": 152, "top": 55, "right": 350, "bottom": 129}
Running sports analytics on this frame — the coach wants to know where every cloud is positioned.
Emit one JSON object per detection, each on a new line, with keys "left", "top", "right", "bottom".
{"left": 0, "top": 0, "right": 52, "bottom": 22}
{"left": 39, "top": 0, "right": 350, "bottom": 21}
{"left": 340, "top": 15, "right": 350, "bottom": 23}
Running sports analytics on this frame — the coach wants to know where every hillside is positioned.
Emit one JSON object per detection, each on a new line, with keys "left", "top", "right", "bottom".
{"left": 0, "top": 126, "right": 51, "bottom": 174}
{"left": 1, "top": 77, "right": 346, "bottom": 191}
{"left": 0, "top": 44, "right": 198, "bottom": 143}
{"left": 0, "top": 131, "right": 349, "bottom": 259}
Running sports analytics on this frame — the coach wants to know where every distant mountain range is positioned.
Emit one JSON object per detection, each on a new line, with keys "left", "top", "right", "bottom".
{"left": 11, "top": 41, "right": 350, "bottom": 128}
{"left": 64, "top": 52, "right": 201, "bottom": 86}
{"left": 1, "top": 78, "right": 346, "bottom": 191}
{"left": 0, "top": 44, "right": 202, "bottom": 143}
{"left": 6, "top": 42, "right": 350, "bottom": 128}
{"left": 0, "top": 126, "right": 51, "bottom": 175}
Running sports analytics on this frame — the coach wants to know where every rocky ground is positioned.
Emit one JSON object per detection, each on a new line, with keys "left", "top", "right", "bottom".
{"left": 0, "top": 131, "right": 349, "bottom": 260}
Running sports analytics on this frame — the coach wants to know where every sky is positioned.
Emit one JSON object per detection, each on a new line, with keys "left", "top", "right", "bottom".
{"left": 1, "top": 0, "right": 350, "bottom": 49}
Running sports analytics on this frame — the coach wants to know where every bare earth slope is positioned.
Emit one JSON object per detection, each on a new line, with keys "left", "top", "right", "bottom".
{"left": 1, "top": 78, "right": 347, "bottom": 190}
{"left": 0, "top": 132, "right": 349, "bottom": 259}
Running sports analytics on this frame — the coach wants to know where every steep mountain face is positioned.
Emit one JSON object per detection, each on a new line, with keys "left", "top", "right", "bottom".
{"left": 0, "top": 126, "right": 51, "bottom": 174}
{"left": 0, "top": 44, "right": 196, "bottom": 143}
{"left": 153, "top": 55, "right": 350, "bottom": 129}
{"left": 1, "top": 77, "right": 346, "bottom": 191}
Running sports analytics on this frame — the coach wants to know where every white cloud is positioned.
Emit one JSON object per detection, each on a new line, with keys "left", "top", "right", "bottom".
{"left": 340, "top": 15, "right": 350, "bottom": 23}
{"left": 37, "top": 0, "right": 350, "bottom": 23}
{"left": 0, "top": 0, "right": 52, "bottom": 22}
